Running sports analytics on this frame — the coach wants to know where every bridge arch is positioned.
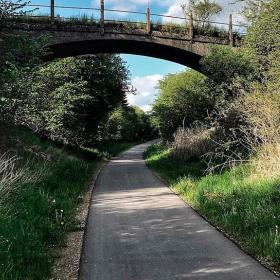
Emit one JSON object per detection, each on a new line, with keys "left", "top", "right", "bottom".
{"left": 1, "top": 2, "right": 243, "bottom": 73}
{"left": 1, "top": 21, "right": 237, "bottom": 72}
{"left": 48, "top": 37, "right": 203, "bottom": 71}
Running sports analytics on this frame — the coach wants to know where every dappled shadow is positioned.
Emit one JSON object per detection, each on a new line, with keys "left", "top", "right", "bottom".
{"left": 79, "top": 142, "right": 278, "bottom": 280}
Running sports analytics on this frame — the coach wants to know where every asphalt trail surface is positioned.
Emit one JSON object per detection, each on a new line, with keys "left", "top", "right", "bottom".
{"left": 79, "top": 142, "right": 278, "bottom": 280}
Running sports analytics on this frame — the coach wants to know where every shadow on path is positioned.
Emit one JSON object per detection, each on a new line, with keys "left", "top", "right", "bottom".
{"left": 79, "top": 142, "right": 278, "bottom": 280}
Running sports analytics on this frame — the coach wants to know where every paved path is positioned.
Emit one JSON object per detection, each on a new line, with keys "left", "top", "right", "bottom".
{"left": 79, "top": 142, "right": 278, "bottom": 280}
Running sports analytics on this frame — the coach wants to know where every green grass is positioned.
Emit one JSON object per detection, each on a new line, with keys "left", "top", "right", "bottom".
{"left": 144, "top": 142, "right": 280, "bottom": 274}
{"left": 0, "top": 128, "right": 135, "bottom": 280}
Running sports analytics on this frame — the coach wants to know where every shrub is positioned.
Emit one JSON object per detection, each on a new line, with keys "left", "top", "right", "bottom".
{"left": 201, "top": 46, "right": 254, "bottom": 85}
{"left": 203, "top": 91, "right": 280, "bottom": 172}
{"left": 172, "top": 124, "right": 215, "bottom": 161}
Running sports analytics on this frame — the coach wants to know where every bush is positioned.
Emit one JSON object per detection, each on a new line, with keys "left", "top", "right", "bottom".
{"left": 172, "top": 124, "right": 215, "bottom": 161}
{"left": 17, "top": 55, "right": 131, "bottom": 146}
{"left": 202, "top": 91, "right": 280, "bottom": 172}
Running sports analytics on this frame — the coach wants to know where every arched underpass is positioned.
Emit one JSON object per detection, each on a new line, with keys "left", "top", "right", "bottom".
{"left": 0, "top": 21, "right": 240, "bottom": 72}
{"left": 49, "top": 38, "right": 203, "bottom": 71}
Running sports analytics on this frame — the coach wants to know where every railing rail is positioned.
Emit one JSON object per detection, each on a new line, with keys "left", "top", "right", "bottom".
{"left": 2, "top": 1, "right": 249, "bottom": 42}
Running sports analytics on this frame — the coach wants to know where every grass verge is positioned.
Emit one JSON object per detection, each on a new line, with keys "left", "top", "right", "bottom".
{"left": 0, "top": 127, "right": 135, "bottom": 280}
{"left": 144, "top": 142, "right": 280, "bottom": 275}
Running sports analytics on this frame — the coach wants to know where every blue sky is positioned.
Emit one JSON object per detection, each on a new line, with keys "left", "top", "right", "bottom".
{"left": 29, "top": 0, "right": 243, "bottom": 111}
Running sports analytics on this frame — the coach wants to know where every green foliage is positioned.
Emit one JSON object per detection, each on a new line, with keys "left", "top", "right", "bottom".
{"left": 16, "top": 54, "right": 131, "bottom": 146}
{"left": 201, "top": 46, "right": 254, "bottom": 85}
{"left": 0, "top": 28, "right": 138, "bottom": 146}
{"left": 0, "top": 127, "right": 137, "bottom": 279}
{"left": 99, "top": 106, "right": 154, "bottom": 142}
{"left": 0, "top": 128, "right": 100, "bottom": 279}
{"left": 0, "top": 34, "right": 49, "bottom": 123}
{"left": 144, "top": 142, "right": 204, "bottom": 181}
{"left": 239, "top": 0, "right": 269, "bottom": 22}
{"left": 245, "top": 0, "right": 280, "bottom": 86}
{"left": 152, "top": 70, "right": 215, "bottom": 139}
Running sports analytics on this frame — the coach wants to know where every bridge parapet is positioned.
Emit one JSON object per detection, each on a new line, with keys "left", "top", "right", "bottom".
{"left": 1, "top": 0, "right": 247, "bottom": 45}
{"left": 0, "top": 1, "right": 246, "bottom": 71}
{"left": 1, "top": 20, "right": 233, "bottom": 46}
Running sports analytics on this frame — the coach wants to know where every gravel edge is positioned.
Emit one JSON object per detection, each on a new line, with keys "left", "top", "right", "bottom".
{"left": 49, "top": 162, "right": 105, "bottom": 280}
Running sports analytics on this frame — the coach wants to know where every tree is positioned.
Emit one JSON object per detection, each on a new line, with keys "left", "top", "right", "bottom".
{"left": 17, "top": 55, "right": 132, "bottom": 146}
{"left": 201, "top": 46, "right": 254, "bottom": 85}
{"left": 0, "top": 34, "right": 49, "bottom": 124}
{"left": 98, "top": 106, "right": 154, "bottom": 142}
{"left": 182, "top": 0, "right": 223, "bottom": 28}
{"left": 235, "top": 0, "right": 269, "bottom": 22}
{"left": 0, "top": 27, "right": 48, "bottom": 146}
{"left": 152, "top": 70, "right": 215, "bottom": 139}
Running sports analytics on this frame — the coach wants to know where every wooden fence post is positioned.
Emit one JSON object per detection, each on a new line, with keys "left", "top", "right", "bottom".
{"left": 189, "top": 11, "right": 194, "bottom": 40}
{"left": 229, "top": 14, "right": 234, "bottom": 47}
{"left": 100, "top": 0, "right": 105, "bottom": 34}
{"left": 146, "top": 7, "right": 151, "bottom": 34}
{"left": 50, "top": 0, "right": 55, "bottom": 22}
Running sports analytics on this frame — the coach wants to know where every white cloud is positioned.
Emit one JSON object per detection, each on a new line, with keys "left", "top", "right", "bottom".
{"left": 92, "top": 0, "right": 147, "bottom": 12}
{"left": 92, "top": 0, "right": 245, "bottom": 26}
{"left": 92, "top": 0, "right": 179, "bottom": 10}
{"left": 163, "top": 1, "right": 185, "bottom": 24}
{"left": 163, "top": 0, "right": 245, "bottom": 26}
{"left": 127, "top": 74, "right": 163, "bottom": 112}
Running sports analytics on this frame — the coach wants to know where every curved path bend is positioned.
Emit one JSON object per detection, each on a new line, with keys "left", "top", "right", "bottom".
{"left": 79, "top": 142, "right": 278, "bottom": 280}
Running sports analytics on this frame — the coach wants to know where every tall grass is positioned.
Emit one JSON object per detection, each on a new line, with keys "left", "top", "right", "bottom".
{"left": 172, "top": 125, "right": 215, "bottom": 161}
{"left": 0, "top": 154, "right": 40, "bottom": 204}
{"left": 0, "top": 128, "right": 135, "bottom": 280}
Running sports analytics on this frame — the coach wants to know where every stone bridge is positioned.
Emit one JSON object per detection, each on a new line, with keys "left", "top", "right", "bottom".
{"left": 0, "top": 2, "right": 242, "bottom": 72}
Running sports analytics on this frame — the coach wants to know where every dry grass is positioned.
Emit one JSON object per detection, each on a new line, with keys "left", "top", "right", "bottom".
{"left": 200, "top": 92, "right": 280, "bottom": 174}
{"left": 0, "top": 153, "right": 40, "bottom": 204}
{"left": 169, "top": 91, "right": 280, "bottom": 182}
{"left": 250, "top": 143, "right": 280, "bottom": 180}
{"left": 171, "top": 125, "right": 215, "bottom": 160}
